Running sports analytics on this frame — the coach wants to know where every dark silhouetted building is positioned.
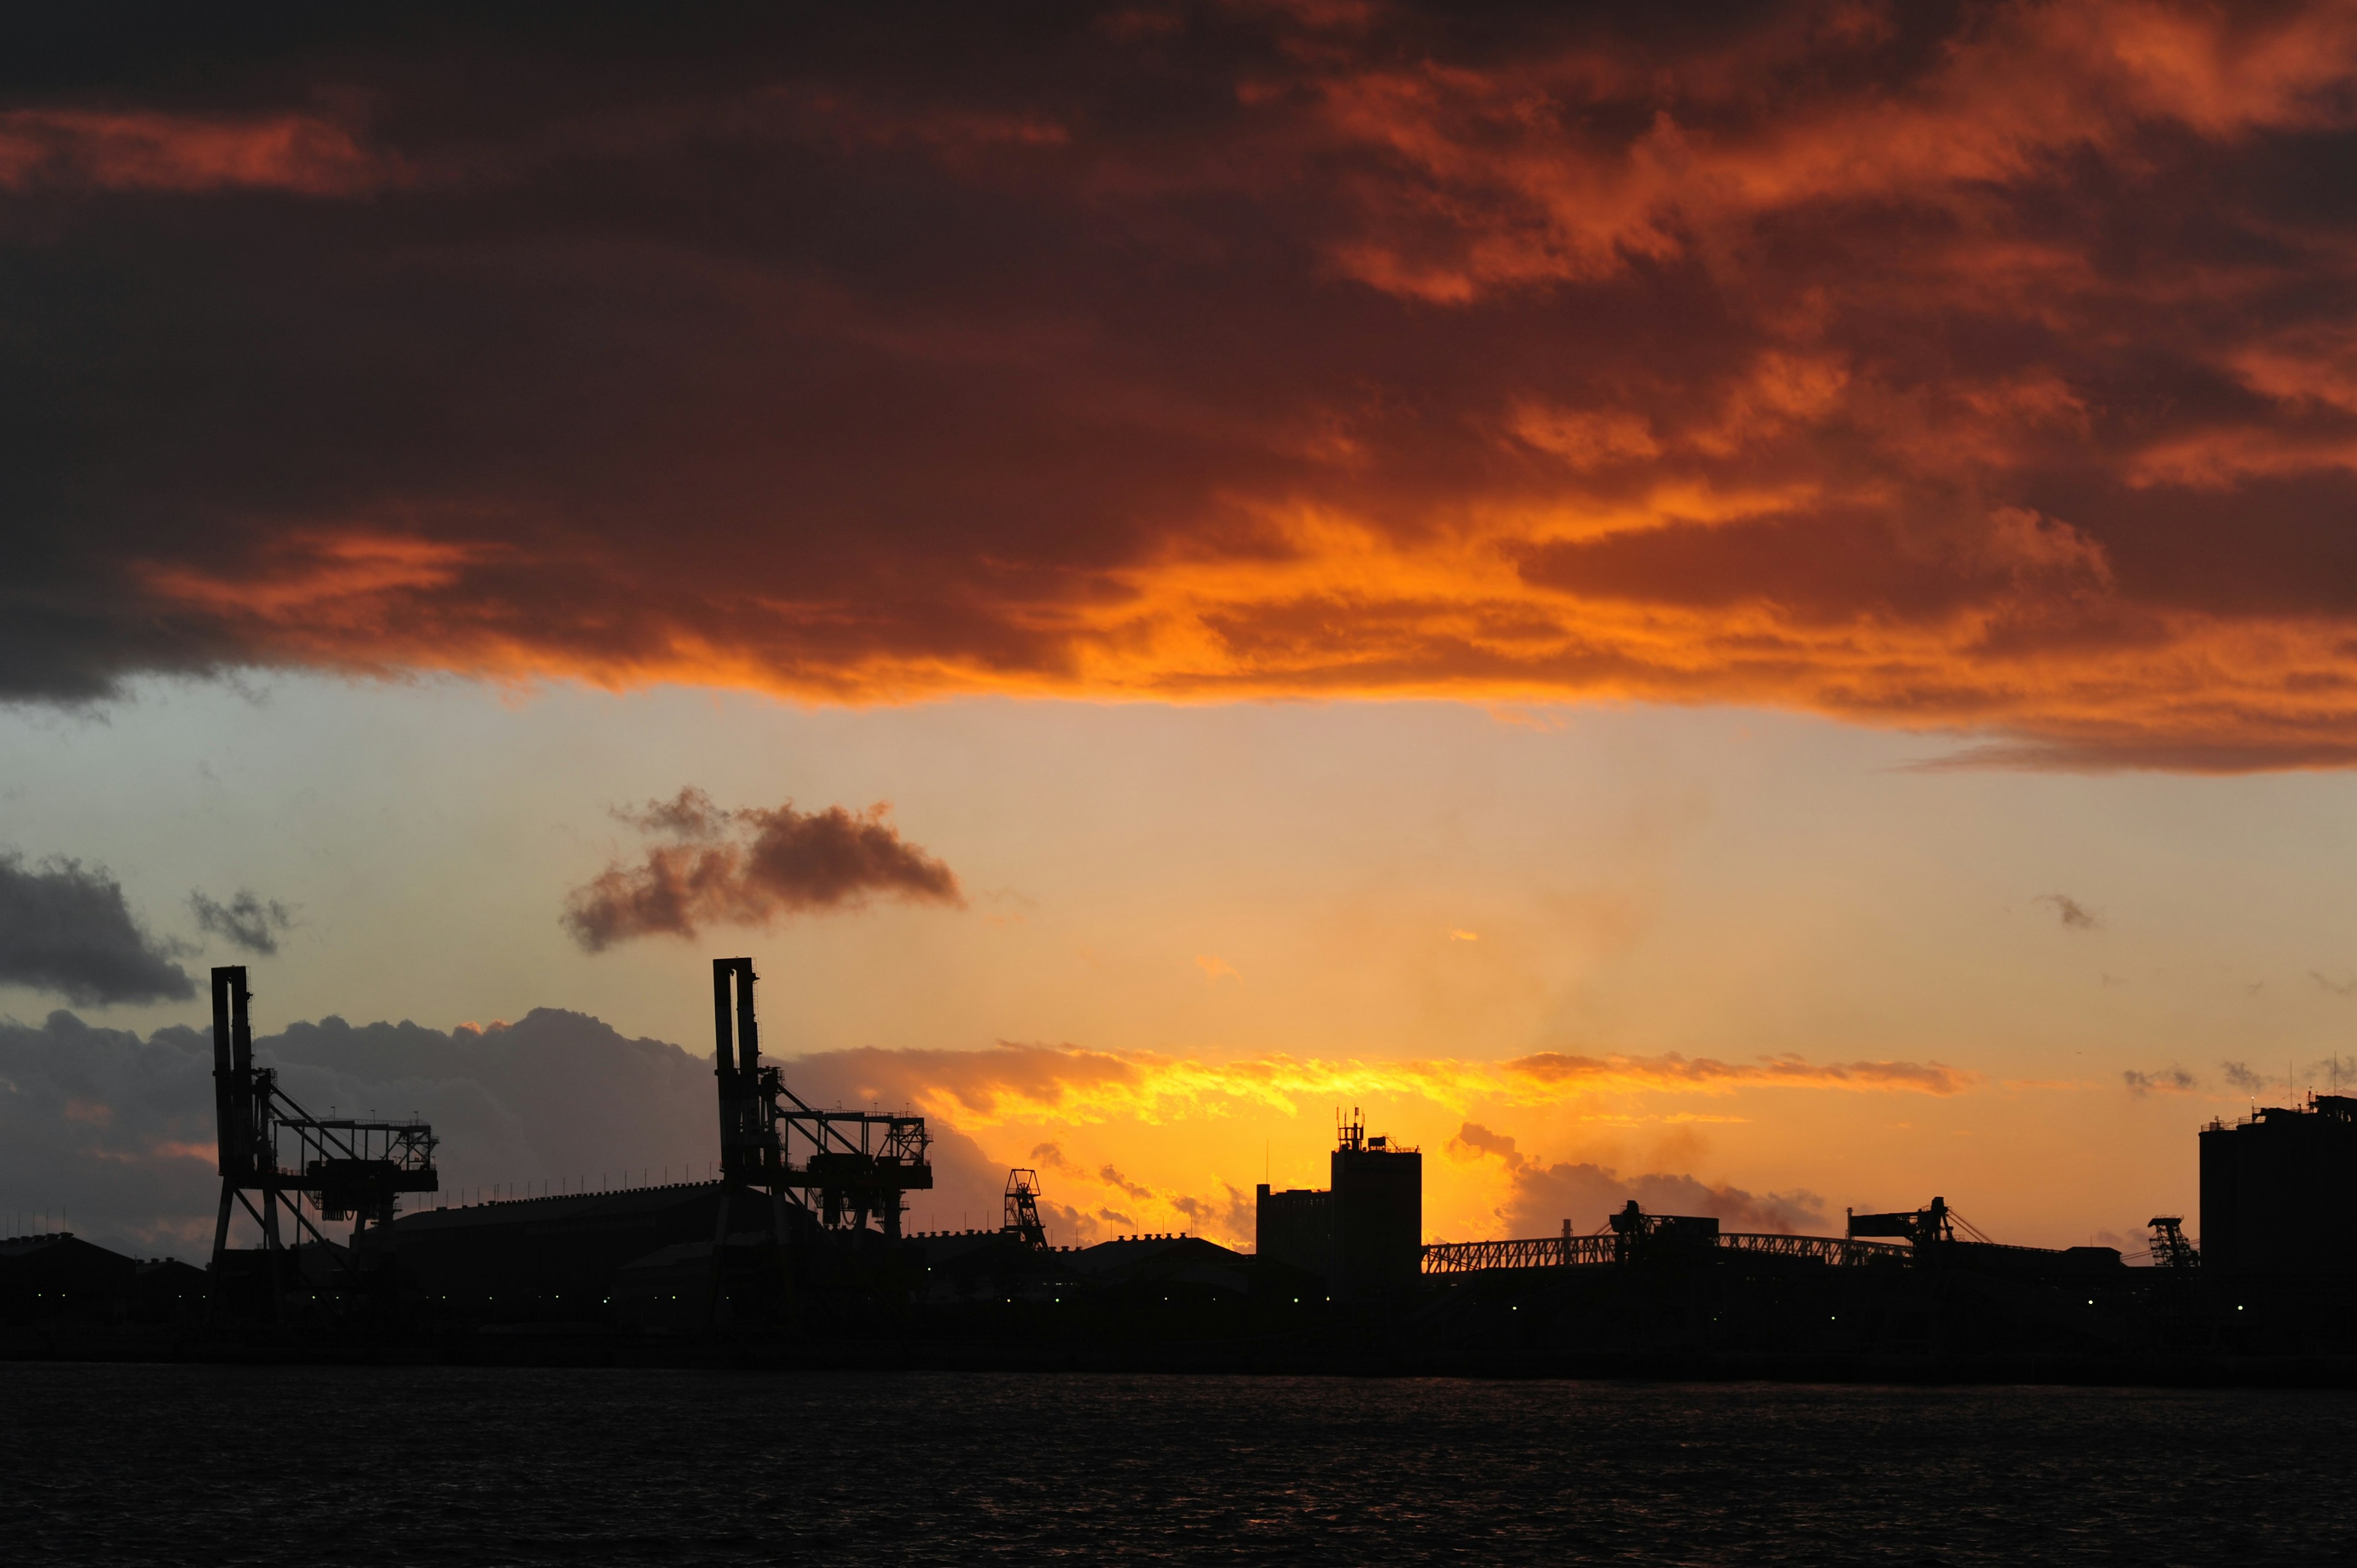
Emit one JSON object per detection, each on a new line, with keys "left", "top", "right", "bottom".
{"left": 1252, "top": 1184, "right": 1334, "bottom": 1281}
{"left": 0, "top": 1234, "right": 138, "bottom": 1323}
{"left": 2200, "top": 1095, "right": 2357, "bottom": 1273}
{"left": 128, "top": 1257, "right": 207, "bottom": 1323}
{"left": 1255, "top": 1111, "right": 1421, "bottom": 1296}
{"left": 373, "top": 1182, "right": 757, "bottom": 1314}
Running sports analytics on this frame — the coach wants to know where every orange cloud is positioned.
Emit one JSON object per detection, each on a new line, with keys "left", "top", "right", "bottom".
{"left": 0, "top": 108, "right": 386, "bottom": 194}
{"left": 14, "top": 4, "right": 2357, "bottom": 767}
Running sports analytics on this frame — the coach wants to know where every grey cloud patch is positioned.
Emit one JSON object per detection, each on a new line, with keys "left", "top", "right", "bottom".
{"left": 2216, "top": 1056, "right": 2357, "bottom": 1099}
{"left": 1449, "top": 1123, "right": 1519, "bottom": 1161}
{"left": 0, "top": 853, "right": 193, "bottom": 1005}
{"left": 190, "top": 889, "right": 295, "bottom": 956}
{"left": 562, "top": 788, "right": 962, "bottom": 952}
{"left": 1098, "top": 1164, "right": 1154, "bottom": 1202}
{"left": 1034, "top": 1197, "right": 1091, "bottom": 1248}
{"left": 2035, "top": 894, "right": 2100, "bottom": 930}
{"left": 1452, "top": 1121, "right": 1825, "bottom": 1237}
{"left": 616, "top": 790, "right": 728, "bottom": 839}
{"left": 2123, "top": 1067, "right": 2198, "bottom": 1096}
{"left": 2309, "top": 972, "right": 2357, "bottom": 997}
{"left": 1169, "top": 1181, "right": 1254, "bottom": 1246}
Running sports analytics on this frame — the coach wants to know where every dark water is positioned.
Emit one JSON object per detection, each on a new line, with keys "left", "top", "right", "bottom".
{"left": 4, "top": 1365, "right": 2354, "bottom": 1564}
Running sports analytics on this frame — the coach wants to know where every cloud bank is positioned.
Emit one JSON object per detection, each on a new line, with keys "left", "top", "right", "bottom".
{"left": 0, "top": 1005, "right": 1012, "bottom": 1257}
{"left": 562, "top": 789, "right": 962, "bottom": 951}
{"left": 2, "top": 4, "right": 2357, "bottom": 765}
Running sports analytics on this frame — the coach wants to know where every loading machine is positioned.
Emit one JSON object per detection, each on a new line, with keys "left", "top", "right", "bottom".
{"left": 1846, "top": 1196, "right": 1959, "bottom": 1247}
{"left": 209, "top": 965, "right": 438, "bottom": 1315}
{"left": 710, "top": 956, "right": 933, "bottom": 1241}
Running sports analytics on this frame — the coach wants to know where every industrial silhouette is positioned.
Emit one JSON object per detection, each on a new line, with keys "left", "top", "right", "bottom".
{"left": 6, "top": 957, "right": 2354, "bottom": 1376}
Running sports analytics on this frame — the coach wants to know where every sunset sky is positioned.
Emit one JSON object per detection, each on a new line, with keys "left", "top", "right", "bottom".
{"left": 7, "top": 1, "right": 2357, "bottom": 1259}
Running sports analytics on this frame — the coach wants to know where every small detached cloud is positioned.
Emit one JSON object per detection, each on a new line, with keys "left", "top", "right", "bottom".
{"left": 2123, "top": 1067, "right": 2199, "bottom": 1096}
{"left": 1169, "top": 1182, "right": 1255, "bottom": 1242}
{"left": 1194, "top": 953, "right": 1240, "bottom": 984}
{"left": 1097, "top": 1164, "right": 1154, "bottom": 1202}
{"left": 190, "top": 889, "right": 296, "bottom": 956}
{"left": 0, "top": 853, "right": 193, "bottom": 1005}
{"left": 2218, "top": 1057, "right": 2357, "bottom": 1098}
{"left": 2035, "top": 894, "right": 2100, "bottom": 930}
{"left": 2221, "top": 1061, "right": 2269, "bottom": 1093}
{"left": 1504, "top": 1051, "right": 1975, "bottom": 1096}
{"left": 562, "top": 787, "right": 962, "bottom": 952}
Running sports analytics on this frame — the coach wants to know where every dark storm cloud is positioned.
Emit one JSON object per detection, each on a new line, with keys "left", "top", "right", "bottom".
{"left": 6, "top": 5, "right": 2357, "bottom": 764}
{"left": 1449, "top": 1121, "right": 1825, "bottom": 1237}
{"left": 0, "top": 853, "right": 192, "bottom": 1005}
{"left": 562, "top": 788, "right": 962, "bottom": 951}
{"left": 189, "top": 889, "right": 295, "bottom": 956}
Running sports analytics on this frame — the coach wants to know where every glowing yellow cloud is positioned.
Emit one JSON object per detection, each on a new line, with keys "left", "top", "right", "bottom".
{"left": 810, "top": 1042, "right": 1978, "bottom": 1130}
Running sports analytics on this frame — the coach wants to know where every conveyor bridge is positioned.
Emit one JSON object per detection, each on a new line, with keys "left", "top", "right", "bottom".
{"left": 1421, "top": 1230, "right": 1910, "bottom": 1274}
